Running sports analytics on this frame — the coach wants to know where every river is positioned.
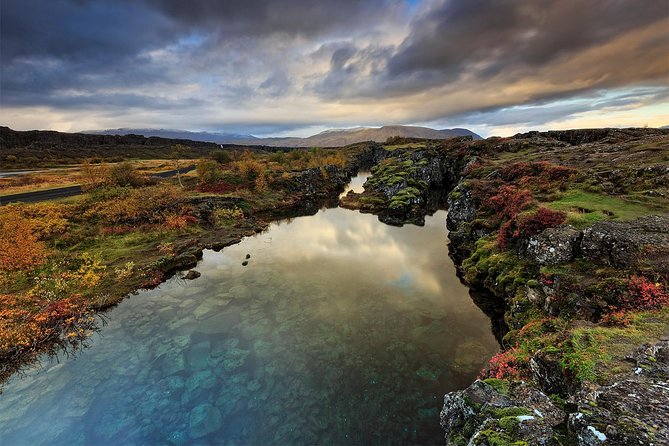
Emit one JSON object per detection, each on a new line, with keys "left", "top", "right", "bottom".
{"left": 0, "top": 174, "right": 498, "bottom": 445}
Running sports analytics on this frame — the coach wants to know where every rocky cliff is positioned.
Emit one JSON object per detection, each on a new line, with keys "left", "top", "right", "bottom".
{"left": 340, "top": 128, "right": 669, "bottom": 445}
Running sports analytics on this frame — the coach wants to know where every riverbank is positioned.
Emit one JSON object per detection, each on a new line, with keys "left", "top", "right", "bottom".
{"left": 340, "top": 128, "right": 669, "bottom": 444}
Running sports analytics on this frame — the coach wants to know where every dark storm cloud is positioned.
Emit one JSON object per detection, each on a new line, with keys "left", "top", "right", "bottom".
{"left": 387, "top": 0, "right": 668, "bottom": 85}
{"left": 144, "top": 0, "right": 393, "bottom": 37}
{"left": 0, "top": 0, "right": 392, "bottom": 110}
{"left": 312, "top": 0, "right": 668, "bottom": 106}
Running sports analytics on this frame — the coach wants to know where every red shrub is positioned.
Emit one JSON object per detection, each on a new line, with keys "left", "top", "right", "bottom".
{"left": 479, "top": 348, "right": 524, "bottom": 380}
{"left": 497, "top": 207, "right": 566, "bottom": 249}
{"left": 601, "top": 310, "right": 632, "bottom": 327}
{"left": 489, "top": 185, "right": 533, "bottom": 219}
{"left": 617, "top": 276, "right": 669, "bottom": 310}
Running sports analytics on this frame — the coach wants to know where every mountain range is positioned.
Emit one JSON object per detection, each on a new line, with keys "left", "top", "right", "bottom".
{"left": 87, "top": 125, "right": 481, "bottom": 147}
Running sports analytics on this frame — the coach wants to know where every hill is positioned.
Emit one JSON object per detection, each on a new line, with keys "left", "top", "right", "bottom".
{"left": 90, "top": 125, "right": 481, "bottom": 147}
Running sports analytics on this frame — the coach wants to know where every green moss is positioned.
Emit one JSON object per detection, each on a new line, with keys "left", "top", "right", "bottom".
{"left": 483, "top": 378, "right": 511, "bottom": 396}
{"left": 498, "top": 416, "right": 521, "bottom": 432}
{"left": 462, "top": 237, "right": 529, "bottom": 297}
{"left": 560, "top": 309, "right": 669, "bottom": 384}
{"left": 489, "top": 407, "right": 532, "bottom": 419}
{"left": 473, "top": 429, "right": 529, "bottom": 446}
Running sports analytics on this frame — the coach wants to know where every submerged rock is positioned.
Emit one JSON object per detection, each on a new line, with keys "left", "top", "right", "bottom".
{"left": 184, "top": 270, "right": 201, "bottom": 280}
{"left": 188, "top": 403, "right": 222, "bottom": 439}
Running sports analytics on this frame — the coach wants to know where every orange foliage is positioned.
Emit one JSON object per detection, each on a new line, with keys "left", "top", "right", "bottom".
{"left": 83, "top": 184, "right": 182, "bottom": 224}
{"left": 0, "top": 293, "right": 94, "bottom": 355}
{"left": 0, "top": 207, "right": 47, "bottom": 271}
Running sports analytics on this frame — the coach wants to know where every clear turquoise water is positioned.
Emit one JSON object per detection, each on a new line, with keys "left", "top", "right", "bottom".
{"left": 0, "top": 182, "right": 498, "bottom": 445}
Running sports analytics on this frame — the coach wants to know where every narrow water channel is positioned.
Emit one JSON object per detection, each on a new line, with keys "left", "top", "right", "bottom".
{"left": 0, "top": 175, "right": 498, "bottom": 445}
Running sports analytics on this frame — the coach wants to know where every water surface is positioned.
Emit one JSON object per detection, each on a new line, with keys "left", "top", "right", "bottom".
{"left": 0, "top": 191, "right": 497, "bottom": 445}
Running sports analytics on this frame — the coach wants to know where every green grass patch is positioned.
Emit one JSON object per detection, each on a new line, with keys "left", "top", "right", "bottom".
{"left": 547, "top": 189, "right": 661, "bottom": 227}
{"left": 383, "top": 143, "right": 426, "bottom": 151}
{"left": 560, "top": 308, "right": 669, "bottom": 384}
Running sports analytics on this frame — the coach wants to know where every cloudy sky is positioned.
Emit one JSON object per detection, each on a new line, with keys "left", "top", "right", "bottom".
{"left": 1, "top": 0, "right": 667, "bottom": 137}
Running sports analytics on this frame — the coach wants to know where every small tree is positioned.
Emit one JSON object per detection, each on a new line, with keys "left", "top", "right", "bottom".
{"left": 196, "top": 159, "right": 222, "bottom": 184}
{"left": 171, "top": 144, "right": 188, "bottom": 188}
{"left": 107, "top": 162, "right": 144, "bottom": 187}
{"left": 80, "top": 160, "right": 107, "bottom": 191}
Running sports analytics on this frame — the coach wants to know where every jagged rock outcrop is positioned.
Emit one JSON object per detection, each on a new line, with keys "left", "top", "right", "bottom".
{"left": 525, "top": 225, "right": 581, "bottom": 265}
{"left": 567, "top": 338, "right": 669, "bottom": 445}
{"left": 580, "top": 215, "right": 669, "bottom": 272}
{"left": 440, "top": 379, "right": 565, "bottom": 445}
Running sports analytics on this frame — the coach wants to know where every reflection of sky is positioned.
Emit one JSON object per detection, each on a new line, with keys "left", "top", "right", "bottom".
{"left": 214, "top": 206, "right": 469, "bottom": 314}
{"left": 339, "top": 171, "right": 369, "bottom": 198}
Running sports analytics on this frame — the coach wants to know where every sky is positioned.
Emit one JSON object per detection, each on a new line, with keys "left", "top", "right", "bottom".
{"left": 1, "top": 0, "right": 668, "bottom": 138}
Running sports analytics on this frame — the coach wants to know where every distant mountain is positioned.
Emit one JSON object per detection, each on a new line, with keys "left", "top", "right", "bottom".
{"left": 86, "top": 128, "right": 256, "bottom": 143}
{"left": 90, "top": 125, "right": 481, "bottom": 147}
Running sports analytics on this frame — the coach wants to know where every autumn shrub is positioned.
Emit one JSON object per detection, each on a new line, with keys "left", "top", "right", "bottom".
{"left": 19, "top": 202, "right": 73, "bottom": 239}
{"left": 497, "top": 207, "right": 566, "bottom": 249}
{"left": 488, "top": 185, "right": 534, "bottom": 220}
{"left": 83, "top": 184, "right": 183, "bottom": 224}
{"left": 254, "top": 171, "right": 268, "bottom": 191}
{"left": 619, "top": 276, "right": 669, "bottom": 310}
{"left": 236, "top": 151, "right": 264, "bottom": 182}
{"left": 211, "top": 207, "right": 244, "bottom": 227}
{"left": 269, "top": 151, "right": 286, "bottom": 165}
{"left": 163, "top": 214, "right": 196, "bottom": 229}
{"left": 196, "top": 159, "right": 223, "bottom": 184}
{"left": 106, "top": 162, "right": 145, "bottom": 187}
{"left": 211, "top": 150, "right": 232, "bottom": 164}
{"left": 479, "top": 348, "right": 525, "bottom": 380}
{"left": 80, "top": 161, "right": 108, "bottom": 191}
{"left": 0, "top": 293, "right": 95, "bottom": 355}
{"left": 0, "top": 207, "right": 47, "bottom": 272}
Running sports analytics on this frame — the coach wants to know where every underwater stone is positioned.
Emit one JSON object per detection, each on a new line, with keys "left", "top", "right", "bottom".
{"left": 188, "top": 404, "right": 222, "bottom": 439}
{"left": 186, "top": 341, "right": 212, "bottom": 371}
{"left": 161, "top": 351, "right": 186, "bottom": 376}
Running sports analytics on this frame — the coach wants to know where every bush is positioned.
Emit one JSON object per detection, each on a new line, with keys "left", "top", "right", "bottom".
{"left": 83, "top": 184, "right": 183, "bottom": 224}
{"left": 0, "top": 207, "right": 47, "bottom": 271}
{"left": 106, "top": 162, "right": 145, "bottom": 187}
{"left": 196, "top": 159, "right": 223, "bottom": 184}
{"left": 211, "top": 150, "right": 232, "bottom": 164}
{"left": 497, "top": 207, "right": 566, "bottom": 249}
{"left": 211, "top": 207, "right": 244, "bottom": 227}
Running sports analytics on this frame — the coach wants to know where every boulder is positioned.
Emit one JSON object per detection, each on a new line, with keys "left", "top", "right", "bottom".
{"left": 568, "top": 339, "right": 669, "bottom": 445}
{"left": 184, "top": 270, "right": 201, "bottom": 280}
{"left": 580, "top": 215, "right": 669, "bottom": 272}
{"left": 440, "top": 380, "right": 565, "bottom": 445}
{"left": 525, "top": 225, "right": 581, "bottom": 265}
{"left": 188, "top": 403, "right": 222, "bottom": 439}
